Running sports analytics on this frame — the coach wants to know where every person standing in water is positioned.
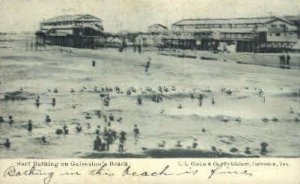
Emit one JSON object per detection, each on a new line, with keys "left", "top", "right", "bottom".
{"left": 93, "top": 135, "right": 102, "bottom": 151}
{"left": 119, "top": 131, "right": 127, "bottom": 152}
{"left": 133, "top": 124, "right": 140, "bottom": 137}
{"left": 260, "top": 142, "right": 268, "bottom": 155}
{"left": 52, "top": 98, "right": 56, "bottom": 106}
{"left": 28, "top": 120, "right": 33, "bottom": 132}
{"left": 137, "top": 96, "right": 142, "bottom": 105}
{"left": 3, "top": 139, "right": 11, "bottom": 148}
{"left": 35, "top": 96, "right": 40, "bottom": 107}
{"left": 63, "top": 125, "right": 69, "bottom": 135}
{"left": 0, "top": 116, "right": 4, "bottom": 122}
{"left": 199, "top": 94, "right": 204, "bottom": 107}
{"left": 8, "top": 116, "right": 14, "bottom": 125}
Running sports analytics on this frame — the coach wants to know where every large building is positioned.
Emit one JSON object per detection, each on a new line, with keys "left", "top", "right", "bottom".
{"left": 170, "top": 16, "right": 298, "bottom": 52}
{"left": 36, "top": 14, "right": 106, "bottom": 48}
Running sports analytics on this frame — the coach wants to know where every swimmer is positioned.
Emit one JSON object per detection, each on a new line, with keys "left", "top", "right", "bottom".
{"left": 245, "top": 147, "right": 251, "bottom": 154}
{"left": 192, "top": 139, "right": 198, "bottom": 149}
{"left": 45, "top": 115, "right": 51, "bottom": 123}
{"left": 63, "top": 125, "right": 69, "bottom": 135}
{"left": 158, "top": 140, "right": 166, "bottom": 148}
{"left": 175, "top": 140, "right": 182, "bottom": 148}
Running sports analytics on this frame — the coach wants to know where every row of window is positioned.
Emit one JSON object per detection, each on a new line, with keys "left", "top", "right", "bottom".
{"left": 269, "top": 32, "right": 294, "bottom": 36}
{"left": 176, "top": 23, "right": 262, "bottom": 29}
{"left": 42, "top": 21, "right": 101, "bottom": 26}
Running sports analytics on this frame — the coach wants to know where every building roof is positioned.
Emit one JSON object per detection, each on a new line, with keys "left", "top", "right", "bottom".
{"left": 284, "top": 15, "right": 300, "bottom": 24}
{"left": 149, "top": 24, "right": 168, "bottom": 29}
{"left": 42, "top": 14, "right": 102, "bottom": 24}
{"left": 173, "top": 16, "right": 294, "bottom": 26}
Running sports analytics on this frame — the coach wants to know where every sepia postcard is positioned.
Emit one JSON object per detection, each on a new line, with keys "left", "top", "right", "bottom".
{"left": 0, "top": 0, "right": 299, "bottom": 183}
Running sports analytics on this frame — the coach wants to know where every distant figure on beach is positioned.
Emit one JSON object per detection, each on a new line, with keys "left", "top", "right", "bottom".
{"left": 105, "top": 129, "right": 113, "bottom": 151}
{"left": 245, "top": 147, "right": 251, "bottom": 154}
{"left": 286, "top": 52, "right": 291, "bottom": 69}
{"left": 92, "top": 60, "right": 96, "bottom": 67}
{"left": 133, "top": 42, "right": 137, "bottom": 53}
{"left": 45, "top": 115, "right": 51, "bottom": 123}
{"left": 87, "top": 123, "right": 91, "bottom": 129}
{"left": 63, "top": 125, "right": 69, "bottom": 135}
{"left": 42, "top": 136, "right": 47, "bottom": 143}
{"left": 211, "top": 146, "right": 217, "bottom": 152}
{"left": 117, "top": 117, "right": 122, "bottom": 123}
{"left": 109, "top": 113, "right": 114, "bottom": 121}
{"left": 199, "top": 94, "right": 204, "bottom": 107}
{"left": 93, "top": 135, "right": 102, "bottom": 151}
{"left": 133, "top": 124, "right": 140, "bottom": 137}
{"left": 137, "top": 96, "right": 142, "bottom": 105}
{"left": 52, "top": 98, "right": 56, "bottom": 106}
{"left": 258, "top": 88, "right": 264, "bottom": 97}
{"left": 85, "top": 113, "right": 91, "bottom": 119}
{"left": 279, "top": 54, "right": 285, "bottom": 69}
{"left": 192, "top": 139, "right": 198, "bottom": 149}
{"left": 55, "top": 129, "right": 63, "bottom": 135}
{"left": 145, "top": 57, "right": 151, "bottom": 72}
{"left": 28, "top": 120, "right": 33, "bottom": 132}
{"left": 95, "top": 125, "right": 101, "bottom": 135}
{"left": 138, "top": 43, "right": 142, "bottom": 54}
{"left": 76, "top": 123, "right": 82, "bottom": 133}
{"left": 103, "top": 96, "right": 110, "bottom": 106}
{"left": 4, "top": 139, "right": 11, "bottom": 148}
{"left": 211, "top": 97, "right": 215, "bottom": 105}
{"left": 279, "top": 52, "right": 290, "bottom": 69}
{"left": 190, "top": 93, "right": 195, "bottom": 99}
{"left": 53, "top": 88, "right": 58, "bottom": 93}
{"left": 119, "top": 131, "right": 127, "bottom": 153}
{"left": 158, "top": 140, "right": 166, "bottom": 148}
{"left": 0, "top": 116, "right": 4, "bottom": 122}
{"left": 260, "top": 142, "right": 268, "bottom": 155}
{"left": 96, "top": 110, "right": 102, "bottom": 118}
{"left": 35, "top": 96, "right": 40, "bottom": 107}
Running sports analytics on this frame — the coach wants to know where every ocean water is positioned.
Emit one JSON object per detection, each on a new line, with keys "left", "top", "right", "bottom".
{"left": 0, "top": 36, "right": 299, "bottom": 158}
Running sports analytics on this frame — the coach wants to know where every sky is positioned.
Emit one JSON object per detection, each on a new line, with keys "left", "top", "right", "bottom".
{"left": 0, "top": 0, "right": 299, "bottom": 33}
